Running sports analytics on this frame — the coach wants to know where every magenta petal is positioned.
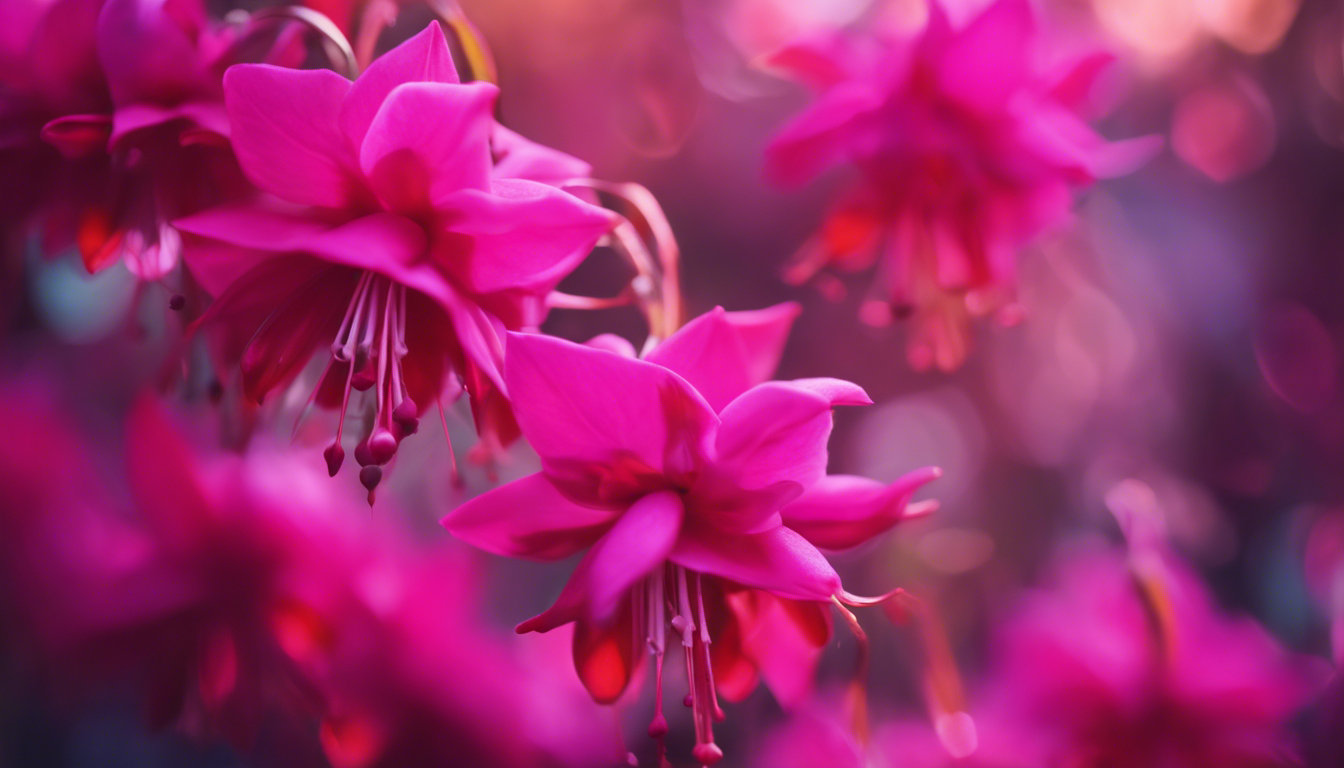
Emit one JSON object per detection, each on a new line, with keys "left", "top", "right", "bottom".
{"left": 585, "top": 334, "right": 637, "bottom": 358}
{"left": 441, "top": 473, "right": 618, "bottom": 560}
{"left": 125, "top": 396, "right": 212, "bottom": 549}
{"left": 781, "top": 377, "right": 872, "bottom": 406}
{"left": 582, "top": 490, "right": 683, "bottom": 622}
{"left": 748, "top": 597, "right": 830, "bottom": 708}
{"left": 781, "top": 468, "right": 941, "bottom": 551}
{"left": 359, "top": 81, "right": 496, "bottom": 210}
{"left": 766, "top": 36, "right": 853, "bottom": 91}
{"left": 110, "top": 100, "right": 227, "bottom": 147}
{"left": 936, "top": 0, "right": 1035, "bottom": 111}
{"left": 714, "top": 382, "right": 835, "bottom": 492}
{"left": 670, "top": 525, "right": 840, "bottom": 601}
{"left": 441, "top": 289, "right": 507, "bottom": 392}
{"left": 645, "top": 303, "right": 800, "bottom": 413}
{"left": 223, "top": 65, "right": 357, "bottom": 208}
{"left": 96, "top": 0, "right": 206, "bottom": 107}
{"left": 40, "top": 114, "right": 112, "bottom": 159}
{"left": 491, "top": 125, "right": 592, "bottom": 185}
{"left": 436, "top": 179, "right": 612, "bottom": 295}
{"left": 176, "top": 205, "right": 430, "bottom": 285}
{"left": 339, "top": 21, "right": 459, "bottom": 148}
{"left": 504, "top": 332, "right": 718, "bottom": 498}
{"left": 1084, "top": 134, "right": 1164, "bottom": 179}
{"left": 174, "top": 201, "right": 333, "bottom": 252}
{"left": 765, "top": 85, "right": 881, "bottom": 188}
{"left": 1047, "top": 51, "right": 1116, "bottom": 111}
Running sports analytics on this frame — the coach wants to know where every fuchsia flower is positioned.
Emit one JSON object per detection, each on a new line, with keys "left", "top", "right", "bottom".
{"left": 765, "top": 0, "right": 1160, "bottom": 371}
{"left": 0, "top": 0, "right": 261, "bottom": 279}
{"left": 990, "top": 543, "right": 1320, "bottom": 768}
{"left": 178, "top": 22, "right": 612, "bottom": 499}
{"left": 444, "top": 303, "right": 939, "bottom": 766}
{"left": 314, "top": 552, "right": 625, "bottom": 768}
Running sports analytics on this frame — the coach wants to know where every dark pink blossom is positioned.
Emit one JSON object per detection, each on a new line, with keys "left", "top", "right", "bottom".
{"left": 444, "top": 304, "right": 937, "bottom": 765}
{"left": 991, "top": 543, "right": 1321, "bottom": 768}
{"left": 765, "top": 0, "right": 1159, "bottom": 371}
{"left": 0, "top": 0, "right": 260, "bottom": 280}
{"left": 177, "top": 22, "right": 612, "bottom": 498}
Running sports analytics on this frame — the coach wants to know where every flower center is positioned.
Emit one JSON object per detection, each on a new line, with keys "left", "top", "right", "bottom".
{"left": 634, "top": 564, "right": 724, "bottom": 767}
{"left": 322, "top": 270, "right": 419, "bottom": 504}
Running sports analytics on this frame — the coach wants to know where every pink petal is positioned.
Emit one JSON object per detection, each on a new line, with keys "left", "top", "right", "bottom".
{"left": 585, "top": 334, "right": 637, "bottom": 357}
{"left": 435, "top": 179, "right": 612, "bottom": 295}
{"left": 441, "top": 472, "right": 618, "bottom": 560}
{"left": 440, "top": 289, "right": 508, "bottom": 392}
{"left": 714, "top": 382, "right": 836, "bottom": 493}
{"left": 125, "top": 396, "right": 212, "bottom": 550}
{"left": 670, "top": 524, "right": 840, "bottom": 601}
{"left": 779, "top": 377, "right": 871, "bottom": 406}
{"left": 223, "top": 64, "right": 359, "bottom": 208}
{"left": 766, "top": 36, "right": 853, "bottom": 91}
{"left": 582, "top": 490, "right": 684, "bottom": 622}
{"left": 359, "top": 81, "right": 496, "bottom": 212}
{"left": 109, "top": 100, "right": 227, "bottom": 148}
{"left": 571, "top": 609, "right": 639, "bottom": 704}
{"left": 40, "top": 114, "right": 112, "bottom": 159}
{"left": 1047, "top": 51, "right": 1116, "bottom": 111}
{"left": 1084, "top": 134, "right": 1164, "bottom": 179}
{"left": 96, "top": 0, "right": 207, "bottom": 108}
{"left": 491, "top": 125, "right": 591, "bottom": 185}
{"left": 781, "top": 468, "right": 941, "bottom": 551}
{"left": 177, "top": 203, "right": 437, "bottom": 300}
{"left": 504, "top": 332, "right": 718, "bottom": 504}
{"left": 936, "top": 0, "right": 1035, "bottom": 111}
{"left": 764, "top": 85, "right": 881, "bottom": 188}
{"left": 339, "top": 21, "right": 458, "bottom": 149}
{"left": 744, "top": 595, "right": 830, "bottom": 708}
{"left": 645, "top": 303, "right": 800, "bottom": 413}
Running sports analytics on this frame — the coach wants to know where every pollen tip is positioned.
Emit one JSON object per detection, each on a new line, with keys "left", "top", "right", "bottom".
{"left": 359, "top": 465, "right": 382, "bottom": 494}
{"left": 691, "top": 743, "right": 723, "bottom": 766}
{"left": 168, "top": 294, "right": 186, "bottom": 311}
{"left": 393, "top": 399, "right": 419, "bottom": 431}
{"left": 368, "top": 429, "right": 397, "bottom": 465}
{"left": 682, "top": 694, "right": 693, "bottom": 708}
{"left": 324, "top": 443, "right": 345, "bottom": 477}
{"left": 647, "top": 714, "right": 668, "bottom": 738}
{"left": 354, "top": 439, "right": 374, "bottom": 467}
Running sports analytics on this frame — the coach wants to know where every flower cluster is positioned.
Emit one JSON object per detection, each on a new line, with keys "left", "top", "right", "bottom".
{"left": 1, "top": 1, "right": 1336, "bottom": 767}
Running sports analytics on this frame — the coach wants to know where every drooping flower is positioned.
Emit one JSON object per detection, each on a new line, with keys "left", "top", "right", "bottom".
{"left": 443, "top": 304, "right": 938, "bottom": 766}
{"left": 989, "top": 541, "right": 1321, "bottom": 768}
{"left": 0, "top": 0, "right": 270, "bottom": 282}
{"left": 313, "top": 549, "right": 627, "bottom": 768}
{"left": 177, "top": 21, "right": 613, "bottom": 500}
{"left": 765, "top": 0, "right": 1160, "bottom": 371}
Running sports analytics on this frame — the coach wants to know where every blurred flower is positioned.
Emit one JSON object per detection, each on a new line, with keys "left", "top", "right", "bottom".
{"left": 765, "top": 0, "right": 1159, "bottom": 370}
{"left": 310, "top": 550, "right": 625, "bottom": 768}
{"left": 991, "top": 541, "right": 1321, "bottom": 767}
{"left": 0, "top": 0, "right": 267, "bottom": 281}
{"left": 444, "top": 305, "right": 938, "bottom": 765}
{"left": 177, "top": 22, "right": 611, "bottom": 499}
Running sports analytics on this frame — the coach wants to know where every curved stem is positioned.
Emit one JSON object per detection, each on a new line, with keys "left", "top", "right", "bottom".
{"left": 247, "top": 6, "right": 359, "bottom": 78}
{"left": 563, "top": 179, "right": 684, "bottom": 345}
{"left": 830, "top": 595, "right": 871, "bottom": 750}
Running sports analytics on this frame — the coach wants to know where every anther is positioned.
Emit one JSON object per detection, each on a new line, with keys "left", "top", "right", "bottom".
{"left": 392, "top": 398, "right": 419, "bottom": 431}
{"left": 368, "top": 428, "right": 397, "bottom": 465}
{"left": 359, "top": 465, "right": 382, "bottom": 506}
{"left": 168, "top": 294, "right": 185, "bottom": 311}
{"left": 323, "top": 443, "right": 345, "bottom": 477}
{"left": 354, "top": 438, "right": 374, "bottom": 467}
{"left": 691, "top": 743, "right": 723, "bottom": 766}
